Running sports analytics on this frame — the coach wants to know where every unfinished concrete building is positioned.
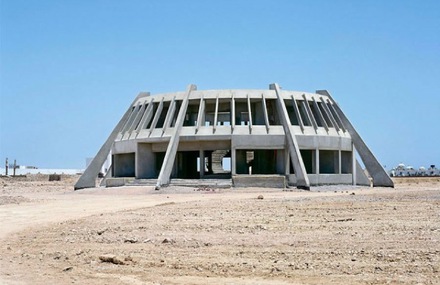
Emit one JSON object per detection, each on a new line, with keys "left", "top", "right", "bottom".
{"left": 74, "top": 84, "right": 393, "bottom": 190}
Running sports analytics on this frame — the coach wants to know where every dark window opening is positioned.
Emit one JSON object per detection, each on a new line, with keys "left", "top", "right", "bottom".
{"left": 309, "top": 102, "right": 324, "bottom": 127}
{"left": 170, "top": 101, "right": 181, "bottom": 127}
{"left": 174, "top": 151, "right": 199, "bottom": 179}
{"left": 183, "top": 101, "right": 198, "bottom": 127}
{"left": 341, "top": 151, "right": 352, "bottom": 174}
{"left": 317, "top": 102, "right": 333, "bottom": 128}
{"left": 250, "top": 100, "right": 265, "bottom": 125}
{"left": 235, "top": 100, "right": 249, "bottom": 126}
{"left": 265, "top": 99, "right": 281, "bottom": 125}
{"left": 326, "top": 102, "right": 342, "bottom": 129}
{"left": 216, "top": 99, "right": 232, "bottom": 126}
{"left": 134, "top": 104, "right": 148, "bottom": 130}
{"left": 319, "top": 150, "right": 339, "bottom": 174}
{"left": 297, "top": 100, "right": 311, "bottom": 126}
{"left": 204, "top": 99, "right": 216, "bottom": 126}
{"left": 113, "top": 153, "right": 135, "bottom": 177}
{"left": 300, "top": 149, "right": 314, "bottom": 173}
{"left": 236, "top": 149, "right": 278, "bottom": 175}
{"left": 155, "top": 102, "right": 170, "bottom": 128}
{"left": 146, "top": 103, "right": 159, "bottom": 129}
{"left": 285, "top": 100, "right": 299, "bottom": 125}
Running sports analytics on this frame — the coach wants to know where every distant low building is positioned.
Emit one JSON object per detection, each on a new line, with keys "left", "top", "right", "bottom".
{"left": 390, "top": 164, "right": 439, "bottom": 177}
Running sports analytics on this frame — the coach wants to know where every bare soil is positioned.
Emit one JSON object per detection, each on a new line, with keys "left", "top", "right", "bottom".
{"left": 0, "top": 175, "right": 439, "bottom": 285}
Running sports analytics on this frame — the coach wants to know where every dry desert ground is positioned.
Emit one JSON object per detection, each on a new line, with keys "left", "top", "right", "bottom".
{"left": 0, "top": 175, "right": 439, "bottom": 285}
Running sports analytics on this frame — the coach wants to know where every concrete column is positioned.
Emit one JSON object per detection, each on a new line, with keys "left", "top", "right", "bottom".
{"left": 285, "top": 148, "right": 290, "bottom": 176}
{"left": 149, "top": 98, "right": 164, "bottom": 133}
{"left": 315, "top": 148, "right": 319, "bottom": 174}
{"left": 155, "top": 84, "right": 196, "bottom": 189}
{"left": 317, "top": 90, "right": 393, "bottom": 188}
{"left": 324, "top": 98, "right": 346, "bottom": 132}
{"left": 261, "top": 93, "right": 270, "bottom": 133}
{"left": 162, "top": 97, "right": 176, "bottom": 134}
{"left": 195, "top": 95, "right": 205, "bottom": 133}
{"left": 320, "top": 97, "right": 340, "bottom": 132}
{"left": 302, "top": 94, "right": 317, "bottom": 132}
{"left": 271, "top": 83, "right": 310, "bottom": 190}
{"left": 74, "top": 92, "right": 150, "bottom": 190}
{"left": 231, "top": 93, "right": 236, "bottom": 132}
{"left": 352, "top": 144, "right": 357, "bottom": 185}
{"left": 121, "top": 103, "right": 140, "bottom": 134}
{"left": 247, "top": 94, "right": 252, "bottom": 134}
{"left": 231, "top": 147, "right": 236, "bottom": 175}
{"left": 312, "top": 97, "right": 329, "bottom": 131}
{"left": 213, "top": 95, "right": 219, "bottom": 133}
{"left": 338, "top": 150, "right": 342, "bottom": 174}
{"left": 137, "top": 100, "right": 155, "bottom": 131}
{"left": 199, "top": 149, "right": 205, "bottom": 178}
{"left": 291, "top": 95, "right": 305, "bottom": 132}
{"left": 128, "top": 102, "right": 147, "bottom": 132}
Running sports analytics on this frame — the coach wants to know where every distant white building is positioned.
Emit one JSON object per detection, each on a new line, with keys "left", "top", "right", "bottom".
{"left": 390, "top": 163, "right": 439, "bottom": 177}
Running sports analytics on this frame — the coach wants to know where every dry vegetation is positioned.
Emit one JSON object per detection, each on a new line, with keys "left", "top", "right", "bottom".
{"left": 0, "top": 175, "right": 439, "bottom": 285}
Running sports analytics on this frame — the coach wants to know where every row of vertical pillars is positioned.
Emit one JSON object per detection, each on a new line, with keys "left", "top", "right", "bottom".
{"left": 119, "top": 96, "right": 343, "bottom": 136}
{"left": 112, "top": 147, "right": 353, "bottom": 179}
{"left": 296, "top": 149, "right": 353, "bottom": 174}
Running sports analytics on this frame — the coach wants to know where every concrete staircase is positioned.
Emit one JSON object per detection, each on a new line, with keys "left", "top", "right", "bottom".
{"left": 211, "top": 150, "right": 230, "bottom": 174}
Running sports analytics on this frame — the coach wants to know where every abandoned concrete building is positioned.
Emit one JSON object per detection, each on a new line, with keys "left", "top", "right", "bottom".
{"left": 74, "top": 83, "right": 393, "bottom": 190}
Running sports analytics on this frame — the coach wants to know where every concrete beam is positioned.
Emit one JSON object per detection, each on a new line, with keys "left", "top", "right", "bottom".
{"left": 319, "top": 96, "right": 340, "bottom": 132}
{"left": 213, "top": 94, "right": 219, "bottom": 133}
{"left": 247, "top": 94, "right": 253, "bottom": 134}
{"left": 162, "top": 96, "right": 176, "bottom": 135}
{"left": 317, "top": 90, "right": 394, "bottom": 188}
{"left": 291, "top": 95, "right": 305, "bottom": 133}
{"left": 136, "top": 99, "right": 154, "bottom": 131}
{"left": 312, "top": 97, "right": 329, "bottom": 131}
{"left": 261, "top": 93, "right": 270, "bottom": 133}
{"left": 148, "top": 97, "right": 164, "bottom": 134}
{"left": 199, "top": 149, "right": 205, "bottom": 178}
{"left": 323, "top": 97, "right": 346, "bottom": 132}
{"left": 74, "top": 92, "right": 149, "bottom": 190}
{"left": 231, "top": 93, "right": 236, "bottom": 132}
{"left": 128, "top": 103, "right": 147, "bottom": 133}
{"left": 271, "top": 83, "right": 310, "bottom": 190}
{"left": 128, "top": 93, "right": 150, "bottom": 133}
{"left": 356, "top": 159, "right": 371, "bottom": 186}
{"left": 195, "top": 94, "right": 205, "bottom": 133}
{"left": 302, "top": 94, "right": 317, "bottom": 132}
{"left": 155, "top": 84, "right": 196, "bottom": 189}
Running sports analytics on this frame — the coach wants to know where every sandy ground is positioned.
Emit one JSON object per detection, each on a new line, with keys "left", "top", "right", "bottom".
{"left": 0, "top": 175, "right": 439, "bottom": 285}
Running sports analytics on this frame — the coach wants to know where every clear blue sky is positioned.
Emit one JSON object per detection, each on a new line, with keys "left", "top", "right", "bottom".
{"left": 1, "top": 0, "right": 439, "bottom": 170}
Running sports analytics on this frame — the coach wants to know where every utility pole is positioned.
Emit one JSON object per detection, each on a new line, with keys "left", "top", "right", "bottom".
{"left": 5, "top": 158, "right": 8, "bottom": 176}
{"left": 13, "top": 159, "right": 17, "bottom": 176}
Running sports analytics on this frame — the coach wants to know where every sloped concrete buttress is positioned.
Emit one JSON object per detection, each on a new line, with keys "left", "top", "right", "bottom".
{"left": 356, "top": 160, "right": 371, "bottom": 186}
{"left": 271, "top": 83, "right": 310, "bottom": 190}
{"left": 316, "top": 90, "right": 394, "bottom": 188}
{"left": 155, "top": 84, "right": 196, "bottom": 189}
{"left": 74, "top": 92, "right": 150, "bottom": 190}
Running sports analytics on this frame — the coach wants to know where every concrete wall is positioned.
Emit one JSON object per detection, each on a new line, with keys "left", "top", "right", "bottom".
{"left": 136, "top": 143, "right": 156, "bottom": 179}
{"left": 288, "top": 174, "right": 353, "bottom": 186}
{"left": 113, "top": 153, "right": 135, "bottom": 177}
{"left": 233, "top": 175, "right": 285, "bottom": 188}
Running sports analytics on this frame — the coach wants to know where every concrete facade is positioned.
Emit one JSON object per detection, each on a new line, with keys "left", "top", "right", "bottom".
{"left": 74, "top": 84, "right": 393, "bottom": 190}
